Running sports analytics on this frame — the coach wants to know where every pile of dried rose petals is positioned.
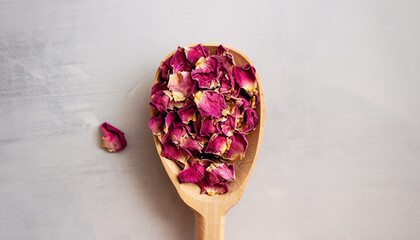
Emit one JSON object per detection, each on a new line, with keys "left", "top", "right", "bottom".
{"left": 148, "top": 44, "right": 259, "bottom": 196}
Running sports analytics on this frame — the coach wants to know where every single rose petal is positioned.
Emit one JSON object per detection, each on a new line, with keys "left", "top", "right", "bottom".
{"left": 194, "top": 56, "right": 218, "bottom": 73}
{"left": 170, "top": 47, "right": 193, "bottom": 73}
{"left": 184, "top": 44, "right": 210, "bottom": 65}
{"left": 150, "top": 90, "right": 172, "bottom": 113}
{"left": 151, "top": 82, "right": 168, "bottom": 96}
{"left": 207, "top": 163, "right": 235, "bottom": 182}
{"left": 217, "top": 116, "right": 236, "bottom": 137}
{"left": 215, "top": 45, "right": 235, "bottom": 70}
{"left": 203, "top": 134, "right": 231, "bottom": 156}
{"left": 148, "top": 114, "right": 165, "bottom": 136}
{"left": 199, "top": 118, "right": 218, "bottom": 137}
{"left": 227, "top": 133, "right": 248, "bottom": 160}
{"left": 177, "top": 103, "right": 197, "bottom": 124}
{"left": 179, "top": 136, "right": 204, "bottom": 157}
{"left": 100, "top": 122, "right": 127, "bottom": 152}
{"left": 197, "top": 179, "right": 228, "bottom": 195}
{"left": 161, "top": 143, "right": 190, "bottom": 164}
{"left": 179, "top": 161, "right": 205, "bottom": 183}
{"left": 239, "top": 108, "right": 258, "bottom": 133}
{"left": 217, "top": 64, "right": 235, "bottom": 94}
{"left": 163, "top": 111, "right": 177, "bottom": 134}
{"left": 160, "top": 55, "right": 173, "bottom": 80}
{"left": 168, "top": 71, "right": 196, "bottom": 102}
{"left": 194, "top": 90, "right": 227, "bottom": 118}
{"left": 191, "top": 57, "right": 220, "bottom": 89}
{"left": 233, "top": 64, "right": 258, "bottom": 95}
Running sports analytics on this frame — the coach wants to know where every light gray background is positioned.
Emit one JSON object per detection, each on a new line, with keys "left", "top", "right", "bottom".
{"left": 1, "top": 0, "right": 420, "bottom": 239}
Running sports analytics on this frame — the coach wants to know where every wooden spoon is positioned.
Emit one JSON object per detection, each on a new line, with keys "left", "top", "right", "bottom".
{"left": 151, "top": 43, "right": 265, "bottom": 240}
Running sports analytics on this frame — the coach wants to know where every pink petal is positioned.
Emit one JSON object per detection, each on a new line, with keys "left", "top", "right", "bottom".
{"left": 168, "top": 71, "right": 196, "bottom": 102}
{"left": 215, "top": 45, "right": 234, "bottom": 70}
{"left": 217, "top": 64, "right": 235, "bottom": 94}
{"left": 151, "top": 82, "right": 168, "bottom": 96}
{"left": 197, "top": 179, "right": 228, "bottom": 195}
{"left": 240, "top": 108, "right": 258, "bottom": 133}
{"left": 194, "top": 90, "right": 227, "bottom": 118}
{"left": 233, "top": 64, "right": 258, "bottom": 95}
{"left": 177, "top": 103, "right": 197, "bottom": 124}
{"left": 179, "top": 136, "right": 204, "bottom": 157}
{"left": 199, "top": 118, "right": 218, "bottom": 137}
{"left": 161, "top": 143, "right": 190, "bottom": 164}
{"left": 191, "top": 57, "right": 220, "bottom": 89}
{"left": 149, "top": 90, "right": 171, "bottom": 113}
{"left": 179, "top": 161, "right": 205, "bottom": 183}
{"left": 170, "top": 47, "right": 193, "bottom": 74}
{"left": 203, "top": 134, "right": 230, "bottom": 156}
{"left": 207, "top": 163, "right": 235, "bottom": 182}
{"left": 217, "top": 116, "right": 236, "bottom": 137}
{"left": 148, "top": 114, "right": 165, "bottom": 136}
{"left": 164, "top": 111, "right": 178, "bottom": 132}
{"left": 227, "top": 133, "right": 248, "bottom": 160}
{"left": 184, "top": 44, "right": 210, "bottom": 65}
{"left": 100, "top": 122, "right": 127, "bottom": 152}
{"left": 160, "top": 55, "right": 173, "bottom": 80}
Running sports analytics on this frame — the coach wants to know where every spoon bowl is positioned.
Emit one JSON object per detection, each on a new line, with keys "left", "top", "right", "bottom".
{"left": 151, "top": 43, "right": 265, "bottom": 240}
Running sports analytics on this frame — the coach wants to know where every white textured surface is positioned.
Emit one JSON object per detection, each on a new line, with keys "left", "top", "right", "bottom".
{"left": 1, "top": 1, "right": 420, "bottom": 239}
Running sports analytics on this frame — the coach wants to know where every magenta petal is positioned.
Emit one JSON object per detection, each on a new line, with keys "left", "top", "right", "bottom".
{"left": 179, "top": 137, "right": 204, "bottom": 157}
{"left": 227, "top": 133, "right": 248, "bottom": 160}
{"left": 217, "top": 116, "right": 236, "bottom": 137}
{"left": 241, "top": 108, "right": 258, "bottom": 133}
{"left": 185, "top": 44, "right": 210, "bottom": 65}
{"left": 215, "top": 45, "right": 234, "bottom": 70}
{"left": 207, "top": 163, "right": 235, "bottom": 182}
{"left": 151, "top": 82, "right": 168, "bottom": 96}
{"left": 204, "top": 134, "right": 230, "bottom": 156}
{"left": 170, "top": 47, "right": 193, "bottom": 74}
{"left": 179, "top": 161, "right": 205, "bottom": 183}
{"left": 194, "top": 90, "right": 227, "bottom": 118}
{"left": 177, "top": 103, "right": 197, "bottom": 124}
{"left": 168, "top": 71, "right": 196, "bottom": 102}
{"left": 164, "top": 111, "right": 177, "bottom": 132}
{"left": 199, "top": 118, "right": 218, "bottom": 137}
{"left": 160, "top": 55, "right": 173, "bottom": 80}
{"left": 161, "top": 143, "right": 190, "bottom": 164}
{"left": 100, "top": 122, "right": 127, "bottom": 152}
{"left": 148, "top": 114, "right": 165, "bottom": 136}
{"left": 197, "top": 179, "right": 228, "bottom": 195}
{"left": 150, "top": 90, "right": 171, "bottom": 113}
{"left": 233, "top": 64, "right": 258, "bottom": 95}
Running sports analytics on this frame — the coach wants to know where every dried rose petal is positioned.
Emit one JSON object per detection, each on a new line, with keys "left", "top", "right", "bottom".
{"left": 203, "top": 134, "right": 231, "bottom": 156}
{"left": 233, "top": 64, "right": 258, "bottom": 95}
{"left": 100, "top": 122, "right": 127, "bottom": 152}
{"left": 160, "top": 55, "right": 173, "bottom": 80}
{"left": 206, "top": 163, "right": 235, "bottom": 182}
{"left": 151, "top": 82, "right": 169, "bottom": 96}
{"left": 239, "top": 108, "right": 258, "bottom": 133}
{"left": 217, "top": 116, "right": 236, "bottom": 137}
{"left": 197, "top": 179, "right": 228, "bottom": 195}
{"left": 227, "top": 133, "right": 248, "bottom": 160}
{"left": 148, "top": 114, "right": 164, "bottom": 136}
{"left": 168, "top": 71, "right": 196, "bottom": 102}
{"left": 179, "top": 161, "right": 205, "bottom": 183}
{"left": 216, "top": 45, "right": 235, "bottom": 70}
{"left": 194, "top": 90, "right": 227, "bottom": 118}
{"left": 179, "top": 136, "right": 204, "bottom": 157}
{"left": 191, "top": 57, "right": 220, "bottom": 89}
{"left": 161, "top": 143, "right": 190, "bottom": 164}
{"left": 184, "top": 44, "right": 210, "bottom": 65}
{"left": 177, "top": 103, "right": 197, "bottom": 124}
{"left": 170, "top": 47, "right": 193, "bottom": 73}
{"left": 199, "top": 118, "right": 218, "bottom": 137}
{"left": 150, "top": 90, "right": 172, "bottom": 113}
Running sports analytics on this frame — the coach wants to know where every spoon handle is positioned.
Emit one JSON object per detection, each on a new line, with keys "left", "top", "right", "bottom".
{"left": 194, "top": 210, "right": 226, "bottom": 240}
